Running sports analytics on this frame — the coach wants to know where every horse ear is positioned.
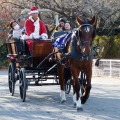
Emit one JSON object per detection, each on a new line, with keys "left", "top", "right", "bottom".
{"left": 91, "top": 16, "right": 96, "bottom": 25}
{"left": 76, "top": 17, "right": 83, "bottom": 25}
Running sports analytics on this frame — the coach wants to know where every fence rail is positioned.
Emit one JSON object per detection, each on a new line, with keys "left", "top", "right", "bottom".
{"left": 92, "top": 59, "right": 120, "bottom": 78}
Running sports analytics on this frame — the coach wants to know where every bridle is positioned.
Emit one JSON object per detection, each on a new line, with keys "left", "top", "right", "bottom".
{"left": 73, "top": 23, "right": 95, "bottom": 60}
{"left": 76, "top": 24, "right": 94, "bottom": 49}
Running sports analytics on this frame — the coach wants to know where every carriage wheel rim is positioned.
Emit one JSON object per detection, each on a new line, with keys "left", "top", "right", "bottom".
{"left": 8, "top": 64, "right": 15, "bottom": 95}
{"left": 19, "top": 69, "right": 27, "bottom": 102}
{"left": 8, "top": 66, "right": 12, "bottom": 93}
{"left": 64, "top": 80, "right": 71, "bottom": 94}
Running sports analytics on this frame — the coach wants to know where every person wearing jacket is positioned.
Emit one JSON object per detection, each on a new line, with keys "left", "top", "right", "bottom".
{"left": 22, "top": 6, "right": 48, "bottom": 51}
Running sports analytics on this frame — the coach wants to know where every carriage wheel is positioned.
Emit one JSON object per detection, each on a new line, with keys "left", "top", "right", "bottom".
{"left": 35, "top": 81, "right": 39, "bottom": 85}
{"left": 8, "top": 62, "right": 16, "bottom": 96}
{"left": 19, "top": 68, "right": 27, "bottom": 102}
{"left": 64, "top": 79, "right": 71, "bottom": 94}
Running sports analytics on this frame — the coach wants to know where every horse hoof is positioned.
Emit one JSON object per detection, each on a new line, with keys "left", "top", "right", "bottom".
{"left": 61, "top": 100, "right": 66, "bottom": 104}
{"left": 81, "top": 96, "right": 88, "bottom": 104}
{"left": 77, "top": 107, "right": 83, "bottom": 111}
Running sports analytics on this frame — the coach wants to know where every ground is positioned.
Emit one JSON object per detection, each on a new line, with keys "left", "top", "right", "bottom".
{"left": 0, "top": 70, "right": 120, "bottom": 120}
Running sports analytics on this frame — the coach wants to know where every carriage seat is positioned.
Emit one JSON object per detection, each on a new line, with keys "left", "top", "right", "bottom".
{"left": 6, "top": 38, "right": 30, "bottom": 58}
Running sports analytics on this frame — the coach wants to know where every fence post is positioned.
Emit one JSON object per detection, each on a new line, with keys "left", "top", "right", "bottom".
{"left": 110, "top": 60, "right": 112, "bottom": 77}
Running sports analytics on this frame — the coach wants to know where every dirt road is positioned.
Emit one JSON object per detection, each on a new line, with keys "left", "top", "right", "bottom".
{"left": 0, "top": 70, "right": 120, "bottom": 120}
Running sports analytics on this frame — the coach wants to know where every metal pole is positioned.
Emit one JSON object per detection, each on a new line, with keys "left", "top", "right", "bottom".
{"left": 55, "top": 14, "right": 59, "bottom": 27}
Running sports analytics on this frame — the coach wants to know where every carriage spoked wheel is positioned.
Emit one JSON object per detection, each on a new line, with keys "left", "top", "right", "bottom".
{"left": 64, "top": 79, "right": 71, "bottom": 94}
{"left": 19, "top": 68, "right": 28, "bottom": 102}
{"left": 35, "top": 81, "right": 39, "bottom": 85}
{"left": 8, "top": 62, "right": 16, "bottom": 96}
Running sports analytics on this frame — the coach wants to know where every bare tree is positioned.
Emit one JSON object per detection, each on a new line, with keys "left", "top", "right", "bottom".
{"left": 0, "top": 0, "right": 120, "bottom": 38}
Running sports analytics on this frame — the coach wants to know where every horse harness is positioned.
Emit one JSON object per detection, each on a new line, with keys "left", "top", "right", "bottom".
{"left": 70, "top": 23, "right": 95, "bottom": 61}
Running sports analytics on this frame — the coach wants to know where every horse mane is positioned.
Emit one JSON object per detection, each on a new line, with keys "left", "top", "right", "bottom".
{"left": 64, "top": 30, "right": 80, "bottom": 53}
{"left": 76, "top": 30, "right": 81, "bottom": 40}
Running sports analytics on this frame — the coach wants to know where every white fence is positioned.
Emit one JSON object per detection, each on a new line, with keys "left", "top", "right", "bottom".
{"left": 92, "top": 59, "right": 120, "bottom": 78}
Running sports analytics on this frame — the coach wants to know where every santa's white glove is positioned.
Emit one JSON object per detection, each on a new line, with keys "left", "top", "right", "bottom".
{"left": 41, "top": 36, "right": 47, "bottom": 40}
{"left": 41, "top": 34, "right": 48, "bottom": 40}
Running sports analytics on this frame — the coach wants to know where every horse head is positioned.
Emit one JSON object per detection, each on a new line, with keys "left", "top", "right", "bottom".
{"left": 76, "top": 16, "right": 96, "bottom": 56}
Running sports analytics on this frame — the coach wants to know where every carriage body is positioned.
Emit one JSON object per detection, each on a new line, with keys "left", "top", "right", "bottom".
{"left": 6, "top": 39, "right": 54, "bottom": 68}
{"left": 6, "top": 38, "right": 60, "bottom": 101}
{"left": 32, "top": 40, "right": 54, "bottom": 68}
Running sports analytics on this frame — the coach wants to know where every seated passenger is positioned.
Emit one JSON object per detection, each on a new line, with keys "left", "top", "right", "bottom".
{"left": 22, "top": 6, "right": 48, "bottom": 51}
{"left": 54, "top": 24, "right": 63, "bottom": 32}
{"left": 17, "top": 17, "right": 26, "bottom": 34}
{"left": 8, "top": 20, "right": 20, "bottom": 39}
{"left": 64, "top": 22, "right": 71, "bottom": 31}
{"left": 8, "top": 19, "right": 25, "bottom": 39}
{"left": 59, "top": 18, "right": 66, "bottom": 31}
{"left": 51, "top": 24, "right": 63, "bottom": 39}
{"left": 53, "top": 22, "right": 73, "bottom": 50}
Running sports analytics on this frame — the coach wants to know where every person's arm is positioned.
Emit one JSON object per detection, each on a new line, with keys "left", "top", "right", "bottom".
{"left": 40, "top": 21, "right": 48, "bottom": 39}
{"left": 25, "top": 20, "right": 33, "bottom": 36}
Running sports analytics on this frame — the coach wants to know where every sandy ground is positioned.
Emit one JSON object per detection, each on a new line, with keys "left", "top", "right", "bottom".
{"left": 0, "top": 70, "right": 120, "bottom": 120}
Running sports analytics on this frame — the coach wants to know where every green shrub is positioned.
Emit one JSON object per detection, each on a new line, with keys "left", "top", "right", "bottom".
{"left": 0, "top": 41, "right": 8, "bottom": 68}
{"left": 94, "top": 35, "right": 120, "bottom": 59}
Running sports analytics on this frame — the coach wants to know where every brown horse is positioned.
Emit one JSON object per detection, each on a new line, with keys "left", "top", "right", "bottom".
{"left": 54, "top": 16, "right": 96, "bottom": 111}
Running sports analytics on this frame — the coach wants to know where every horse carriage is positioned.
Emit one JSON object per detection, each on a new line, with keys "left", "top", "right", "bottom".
{"left": 6, "top": 37, "right": 72, "bottom": 102}
{"left": 6, "top": 16, "right": 102, "bottom": 111}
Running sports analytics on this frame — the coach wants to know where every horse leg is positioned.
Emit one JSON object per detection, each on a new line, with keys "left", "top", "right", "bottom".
{"left": 71, "top": 67, "right": 83, "bottom": 111}
{"left": 81, "top": 62, "right": 92, "bottom": 104}
{"left": 72, "top": 83, "right": 76, "bottom": 107}
{"left": 57, "top": 64, "right": 66, "bottom": 103}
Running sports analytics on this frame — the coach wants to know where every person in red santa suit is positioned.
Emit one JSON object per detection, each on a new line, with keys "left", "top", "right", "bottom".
{"left": 23, "top": 6, "right": 48, "bottom": 51}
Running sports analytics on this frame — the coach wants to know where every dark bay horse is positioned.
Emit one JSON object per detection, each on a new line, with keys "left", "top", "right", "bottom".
{"left": 54, "top": 16, "right": 96, "bottom": 111}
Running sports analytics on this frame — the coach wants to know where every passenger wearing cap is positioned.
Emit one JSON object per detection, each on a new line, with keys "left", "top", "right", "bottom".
{"left": 59, "top": 18, "right": 66, "bottom": 30}
{"left": 22, "top": 6, "right": 48, "bottom": 51}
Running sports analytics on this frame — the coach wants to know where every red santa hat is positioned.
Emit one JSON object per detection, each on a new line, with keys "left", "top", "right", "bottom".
{"left": 28, "top": 7, "right": 39, "bottom": 15}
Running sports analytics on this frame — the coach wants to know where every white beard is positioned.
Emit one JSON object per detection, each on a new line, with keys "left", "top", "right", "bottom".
{"left": 29, "top": 16, "right": 40, "bottom": 36}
